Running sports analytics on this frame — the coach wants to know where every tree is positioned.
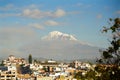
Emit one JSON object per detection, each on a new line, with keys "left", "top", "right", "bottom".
{"left": 95, "top": 18, "right": 120, "bottom": 80}
{"left": 68, "top": 61, "right": 75, "bottom": 68}
{"left": 97, "top": 18, "right": 120, "bottom": 65}
{"left": 84, "top": 18, "right": 120, "bottom": 80}
{"left": 0, "top": 60, "right": 4, "bottom": 66}
{"left": 20, "top": 65, "right": 32, "bottom": 74}
{"left": 74, "top": 72, "right": 83, "bottom": 80}
{"left": 28, "top": 54, "right": 32, "bottom": 64}
{"left": 74, "top": 18, "right": 120, "bottom": 80}
{"left": 85, "top": 69, "right": 99, "bottom": 80}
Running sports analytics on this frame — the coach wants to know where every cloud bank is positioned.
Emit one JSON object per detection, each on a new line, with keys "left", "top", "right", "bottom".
{"left": 21, "top": 8, "right": 66, "bottom": 19}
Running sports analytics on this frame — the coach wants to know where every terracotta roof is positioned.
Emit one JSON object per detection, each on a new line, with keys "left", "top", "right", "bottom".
{"left": 17, "top": 74, "right": 31, "bottom": 79}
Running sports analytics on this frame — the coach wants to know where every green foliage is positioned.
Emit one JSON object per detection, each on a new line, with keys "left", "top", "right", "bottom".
{"left": 83, "top": 64, "right": 120, "bottom": 80}
{"left": 74, "top": 72, "right": 83, "bottom": 80}
{"left": 28, "top": 54, "right": 32, "bottom": 64}
{"left": 0, "top": 60, "right": 4, "bottom": 66}
{"left": 85, "top": 70, "right": 97, "bottom": 80}
{"left": 74, "top": 18, "right": 120, "bottom": 80}
{"left": 59, "top": 75, "right": 65, "bottom": 79}
{"left": 69, "top": 62, "right": 75, "bottom": 68}
{"left": 95, "top": 65, "right": 120, "bottom": 80}
{"left": 95, "top": 18, "right": 120, "bottom": 80}
{"left": 98, "top": 18, "right": 120, "bottom": 65}
{"left": 103, "top": 51, "right": 113, "bottom": 59}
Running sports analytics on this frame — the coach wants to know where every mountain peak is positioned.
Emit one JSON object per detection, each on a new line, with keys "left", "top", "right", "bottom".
{"left": 42, "top": 31, "right": 77, "bottom": 41}
{"left": 49, "top": 31, "right": 63, "bottom": 36}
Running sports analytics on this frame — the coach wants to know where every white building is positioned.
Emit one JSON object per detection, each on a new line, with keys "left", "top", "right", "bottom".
{"left": 8, "top": 55, "right": 15, "bottom": 62}
{"left": 0, "top": 70, "right": 17, "bottom": 80}
{"left": 7, "top": 65, "right": 16, "bottom": 71}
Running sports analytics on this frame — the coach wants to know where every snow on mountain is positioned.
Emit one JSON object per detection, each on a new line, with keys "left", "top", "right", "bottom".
{"left": 41, "top": 31, "right": 94, "bottom": 46}
{"left": 42, "top": 31, "right": 77, "bottom": 41}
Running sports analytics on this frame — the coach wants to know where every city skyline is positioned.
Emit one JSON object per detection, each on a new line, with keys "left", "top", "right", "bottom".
{"left": 0, "top": 0, "right": 120, "bottom": 59}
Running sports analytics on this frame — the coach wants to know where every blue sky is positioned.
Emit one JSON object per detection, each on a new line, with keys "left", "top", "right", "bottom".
{"left": 0, "top": 0, "right": 120, "bottom": 50}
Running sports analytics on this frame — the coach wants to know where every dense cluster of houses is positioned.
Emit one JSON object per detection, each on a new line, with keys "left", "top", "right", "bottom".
{"left": 0, "top": 55, "right": 93, "bottom": 80}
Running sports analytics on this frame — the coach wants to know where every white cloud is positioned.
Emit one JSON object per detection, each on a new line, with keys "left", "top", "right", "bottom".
{"left": 0, "top": 4, "right": 67, "bottom": 19}
{"left": 29, "top": 23, "right": 44, "bottom": 29}
{"left": 21, "top": 8, "right": 66, "bottom": 19}
{"left": 45, "top": 20, "right": 59, "bottom": 26}
{"left": 53, "top": 9, "right": 66, "bottom": 17}
{"left": 22, "top": 9, "right": 44, "bottom": 18}
{"left": 116, "top": 10, "right": 120, "bottom": 14}
{"left": 97, "top": 14, "right": 102, "bottom": 19}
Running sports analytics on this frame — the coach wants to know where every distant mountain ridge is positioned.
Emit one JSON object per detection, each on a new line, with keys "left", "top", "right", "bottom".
{"left": 19, "top": 31, "right": 100, "bottom": 60}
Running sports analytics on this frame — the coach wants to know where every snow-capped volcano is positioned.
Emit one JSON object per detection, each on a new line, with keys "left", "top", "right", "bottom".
{"left": 42, "top": 31, "right": 77, "bottom": 41}
{"left": 18, "top": 31, "right": 100, "bottom": 60}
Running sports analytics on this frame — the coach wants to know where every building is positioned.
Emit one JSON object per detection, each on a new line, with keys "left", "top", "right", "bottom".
{"left": 0, "top": 70, "right": 17, "bottom": 80}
